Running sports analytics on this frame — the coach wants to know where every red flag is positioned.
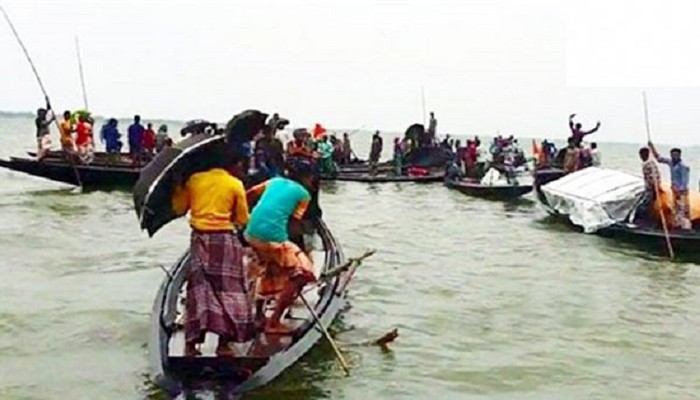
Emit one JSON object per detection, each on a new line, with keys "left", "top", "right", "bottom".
{"left": 313, "top": 123, "right": 326, "bottom": 139}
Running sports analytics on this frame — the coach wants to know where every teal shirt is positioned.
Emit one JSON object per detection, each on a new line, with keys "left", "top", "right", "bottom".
{"left": 245, "top": 177, "right": 311, "bottom": 242}
{"left": 318, "top": 141, "right": 333, "bottom": 159}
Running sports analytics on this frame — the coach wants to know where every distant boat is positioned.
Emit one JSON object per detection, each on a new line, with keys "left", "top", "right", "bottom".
{"left": 0, "top": 151, "right": 139, "bottom": 189}
{"left": 445, "top": 178, "right": 533, "bottom": 201}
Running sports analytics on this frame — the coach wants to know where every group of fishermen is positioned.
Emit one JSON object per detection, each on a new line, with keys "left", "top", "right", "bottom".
{"left": 536, "top": 112, "right": 692, "bottom": 231}
{"left": 35, "top": 101, "right": 173, "bottom": 164}
{"left": 637, "top": 142, "right": 693, "bottom": 230}
{"left": 445, "top": 134, "right": 529, "bottom": 183}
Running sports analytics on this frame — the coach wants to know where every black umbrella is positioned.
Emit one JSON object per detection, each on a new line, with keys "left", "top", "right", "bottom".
{"left": 180, "top": 119, "right": 217, "bottom": 136}
{"left": 134, "top": 110, "right": 268, "bottom": 236}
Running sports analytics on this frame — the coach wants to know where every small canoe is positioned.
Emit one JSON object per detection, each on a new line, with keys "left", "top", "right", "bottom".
{"left": 445, "top": 178, "right": 533, "bottom": 200}
{"left": 149, "top": 219, "right": 356, "bottom": 397}
{"left": 322, "top": 171, "right": 444, "bottom": 183}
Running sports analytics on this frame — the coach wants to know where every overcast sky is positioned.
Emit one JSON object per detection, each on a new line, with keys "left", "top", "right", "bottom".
{"left": 2, "top": 0, "right": 700, "bottom": 144}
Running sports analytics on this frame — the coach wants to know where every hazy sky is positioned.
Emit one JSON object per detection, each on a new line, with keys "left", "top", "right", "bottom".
{"left": 2, "top": 0, "right": 700, "bottom": 144}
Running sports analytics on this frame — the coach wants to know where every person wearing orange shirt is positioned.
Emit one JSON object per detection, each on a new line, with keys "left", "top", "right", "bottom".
{"left": 171, "top": 148, "right": 255, "bottom": 357}
{"left": 59, "top": 111, "right": 75, "bottom": 153}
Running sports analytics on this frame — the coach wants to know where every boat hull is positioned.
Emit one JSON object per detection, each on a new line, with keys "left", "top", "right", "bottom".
{"left": 149, "top": 219, "right": 351, "bottom": 397}
{"left": 445, "top": 179, "right": 533, "bottom": 200}
{"left": 0, "top": 156, "right": 139, "bottom": 189}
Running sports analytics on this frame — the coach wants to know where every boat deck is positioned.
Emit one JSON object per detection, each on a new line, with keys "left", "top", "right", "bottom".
{"left": 167, "top": 245, "right": 327, "bottom": 360}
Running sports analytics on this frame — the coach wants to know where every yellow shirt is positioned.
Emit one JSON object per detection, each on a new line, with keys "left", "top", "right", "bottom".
{"left": 172, "top": 168, "right": 249, "bottom": 231}
{"left": 60, "top": 120, "right": 73, "bottom": 146}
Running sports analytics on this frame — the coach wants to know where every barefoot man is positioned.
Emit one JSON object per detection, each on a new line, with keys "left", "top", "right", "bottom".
{"left": 172, "top": 147, "right": 256, "bottom": 357}
{"left": 245, "top": 162, "right": 317, "bottom": 334}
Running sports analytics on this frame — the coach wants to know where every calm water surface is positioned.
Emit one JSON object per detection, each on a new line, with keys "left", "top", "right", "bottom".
{"left": 1, "top": 116, "right": 700, "bottom": 399}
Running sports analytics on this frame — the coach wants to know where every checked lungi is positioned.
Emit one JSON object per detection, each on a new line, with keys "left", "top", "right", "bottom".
{"left": 185, "top": 230, "right": 255, "bottom": 345}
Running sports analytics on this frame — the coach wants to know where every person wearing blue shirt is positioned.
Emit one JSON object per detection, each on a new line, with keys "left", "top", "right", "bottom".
{"left": 649, "top": 141, "right": 691, "bottom": 229}
{"left": 100, "top": 118, "right": 122, "bottom": 156}
{"left": 128, "top": 115, "right": 145, "bottom": 165}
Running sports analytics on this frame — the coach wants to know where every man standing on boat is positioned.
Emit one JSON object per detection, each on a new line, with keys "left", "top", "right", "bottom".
{"left": 245, "top": 162, "right": 317, "bottom": 334}
{"left": 635, "top": 147, "right": 661, "bottom": 224}
{"left": 128, "top": 115, "right": 145, "bottom": 166}
{"left": 369, "top": 131, "right": 383, "bottom": 175}
{"left": 648, "top": 141, "right": 692, "bottom": 229}
{"left": 568, "top": 113, "right": 600, "bottom": 147}
{"left": 59, "top": 110, "right": 75, "bottom": 155}
{"left": 171, "top": 146, "right": 256, "bottom": 357}
{"left": 35, "top": 104, "right": 55, "bottom": 160}
{"left": 428, "top": 111, "right": 437, "bottom": 146}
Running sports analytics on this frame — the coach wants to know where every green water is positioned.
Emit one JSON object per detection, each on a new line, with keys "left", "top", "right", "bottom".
{"left": 1, "top": 117, "right": 700, "bottom": 399}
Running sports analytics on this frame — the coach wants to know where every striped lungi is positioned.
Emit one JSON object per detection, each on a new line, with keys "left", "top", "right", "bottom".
{"left": 246, "top": 237, "right": 316, "bottom": 297}
{"left": 185, "top": 230, "right": 255, "bottom": 344}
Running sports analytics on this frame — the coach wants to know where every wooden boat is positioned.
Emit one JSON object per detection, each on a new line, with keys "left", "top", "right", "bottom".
{"left": 336, "top": 160, "right": 392, "bottom": 173}
{"left": 596, "top": 222, "right": 700, "bottom": 254}
{"left": 0, "top": 155, "right": 139, "bottom": 188}
{"left": 536, "top": 167, "right": 700, "bottom": 254}
{"left": 149, "top": 219, "right": 355, "bottom": 397}
{"left": 445, "top": 178, "right": 533, "bottom": 200}
{"left": 533, "top": 167, "right": 566, "bottom": 203}
{"left": 322, "top": 170, "right": 445, "bottom": 183}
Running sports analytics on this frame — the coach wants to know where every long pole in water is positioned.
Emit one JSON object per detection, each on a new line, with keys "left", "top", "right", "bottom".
{"left": 0, "top": 5, "right": 83, "bottom": 189}
{"left": 643, "top": 91, "right": 674, "bottom": 259}
{"left": 299, "top": 293, "right": 351, "bottom": 376}
{"left": 75, "top": 36, "right": 88, "bottom": 110}
{"left": 421, "top": 86, "right": 427, "bottom": 126}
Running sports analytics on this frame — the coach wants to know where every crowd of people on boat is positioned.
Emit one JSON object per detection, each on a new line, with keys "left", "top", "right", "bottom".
{"left": 530, "top": 112, "right": 693, "bottom": 232}
{"left": 34, "top": 101, "right": 173, "bottom": 164}
{"left": 535, "top": 114, "right": 601, "bottom": 172}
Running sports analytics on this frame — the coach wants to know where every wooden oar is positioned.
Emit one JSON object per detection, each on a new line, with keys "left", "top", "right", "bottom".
{"left": 296, "top": 250, "right": 375, "bottom": 376}
{"left": 643, "top": 92, "right": 674, "bottom": 259}
{"left": 299, "top": 293, "right": 351, "bottom": 376}
{"left": 1, "top": 5, "right": 84, "bottom": 190}
{"left": 318, "top": 249, "right": 375, "bottom": 282}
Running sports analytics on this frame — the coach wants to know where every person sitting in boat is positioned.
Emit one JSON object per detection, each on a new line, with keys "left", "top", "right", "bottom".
{"left": 244, "top": 163, "right": 317, "bottom": 334}
{"left": 155, "top": 124, "right": 170, "bottom": 153}
{"left": 35, "top": 104, "right": 55, "bottom": 161}
{"left": 445, "top": 156, "right": 464, "bottom": 182}
{"left": 568, "top": 113, "right": 600, "bottom": 147}
{"left": 171, "top": 146, "right": 255, "bottom": 357}
{"left": 100, "top": 118, "right": 123, "bottom": 159}
{"left": 59, "top": 110, "right": 75, "bottom": 155}
{"left": 75, "top": 113, "right": 94, "bottom": 162}
{"left": 649, "top": 141, "right": 692, "bottom": 229}
{"left": 369, "top": 131, "right": 383, "bottom": 175}
{"left": 634, "top": 146, "right": 661, "bottom": 225}
{"left": 128, "top": 115, "right": 145, "bottom": 166}
{"left": 142, "top": 123, "right": 157, "bottom": 159}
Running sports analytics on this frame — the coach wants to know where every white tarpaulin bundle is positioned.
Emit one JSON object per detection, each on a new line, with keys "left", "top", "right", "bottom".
{"left": 541, "top": 167, "right": 645, "bottom": 233}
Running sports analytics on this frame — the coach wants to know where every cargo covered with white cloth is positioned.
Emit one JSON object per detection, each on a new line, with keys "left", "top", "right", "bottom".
{"left": 540, "top": 167, "right": 645, "bottom": 233}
